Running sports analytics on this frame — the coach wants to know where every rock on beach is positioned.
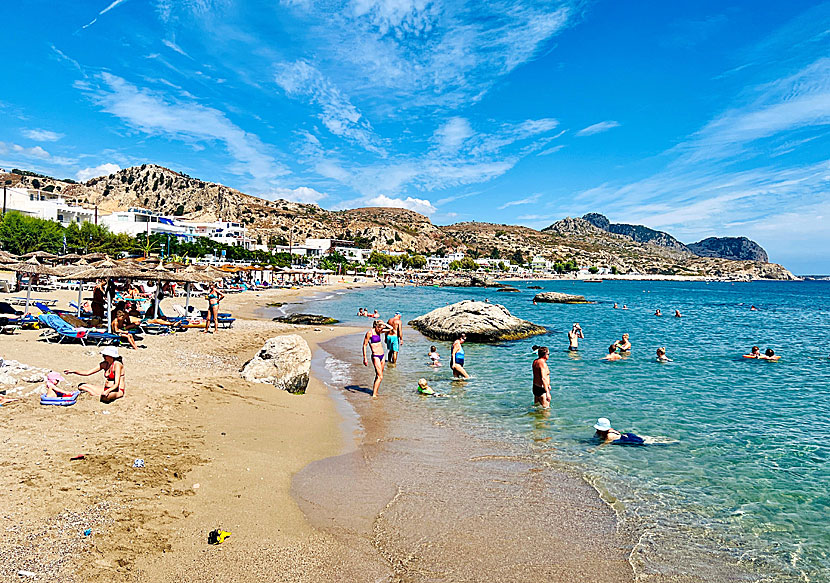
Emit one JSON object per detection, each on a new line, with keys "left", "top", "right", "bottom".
{"left": 533, "top": 292, "right": 588, "bottom": 304}
{"left": 408, "top": 300, "right": 546, "bottom": 342}
{"left": 273, "top": 313, "right": 339, "bottom": 325}
{"left": 240, "top": 334, "right": 311, "bottom": 394}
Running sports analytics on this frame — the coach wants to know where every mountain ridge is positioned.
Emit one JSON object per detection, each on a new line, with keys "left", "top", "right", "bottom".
{"left": 0, "top": 165, "right": 793, "bottom": 280}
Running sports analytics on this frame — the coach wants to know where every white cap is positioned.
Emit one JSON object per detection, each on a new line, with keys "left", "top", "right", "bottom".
{"left": 594, "top": 417, "right": 611, "bottom": 431}
{"left": 100, "top": 346, "right": 120, "bottom": 359}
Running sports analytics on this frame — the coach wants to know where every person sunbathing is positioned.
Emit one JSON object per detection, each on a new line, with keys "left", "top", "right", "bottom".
{"left": 65, "top": 347, "right": 126, "bottom": 403}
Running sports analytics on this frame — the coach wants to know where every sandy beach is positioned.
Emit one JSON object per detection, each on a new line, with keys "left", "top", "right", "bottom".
{"left": 2, "top": 280, "right": 648, "bottom": 582}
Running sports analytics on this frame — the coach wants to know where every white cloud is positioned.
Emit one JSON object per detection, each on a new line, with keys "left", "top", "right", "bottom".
{"left": 80, "top": 73, "right": 288, "bottom": 191}
{"left": 0, "top": 142, "right": 52, "bottom": 160}
{"left": 433, "top": 117, "right": 474, "bottom": 154}
{"left": 365, "top": 194, "right": 437, "bottom": 215}
{"left": 162, "top": 39, "right": 190, "bottom": 58}
{"left": 100, "top": 0, "right": 129, "bottom": 15}
{"left": 275, "top": 60, "right": 384, "bottom": 155}
{"left": 267, "top": 186, "right": 327, "bottom": 204}
{"left": 76, "top": 163, "right": 121, "bottom": 182}
{"left": 498, "top": 193, "right": 540, "bottom": 210}
{"left": 576, "top": 120, "right": 621, "bottom": 136}
{"left": 22, "top": 129, "right": 64, "bottom": 142}
{"left": 537, "top": 144, "right": 564, "bottom": 156}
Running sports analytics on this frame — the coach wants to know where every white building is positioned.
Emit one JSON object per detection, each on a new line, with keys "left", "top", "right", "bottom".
{"left": 102, "top": 208, "right": 189, "bottom": 238}
{"left": 530, "top": 256, "right": 553, "bottom": 272}
{"left": 180, "top": 221, "right": 253, "bottom": 249}
{"left": 3, "top": 187, "right": 94, "bottom": 226}
{"left": 333, "top": 246, "right": 373, "bottom": 263}
{"left": 426, "top": 252, "right": 465, "bottom": 271}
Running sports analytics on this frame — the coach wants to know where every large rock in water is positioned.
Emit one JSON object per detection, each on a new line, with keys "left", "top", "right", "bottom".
{"left": 241, "top": 334, "right": 311, "bottom": 394}
{"left": 273, "top": 313, "right": 339, "bottom": 325}
{"left": 533, "top": 292, "right": 588, "bottom": 304}
{"left": 408, "top": 300, "right": 546, "bottom": 342}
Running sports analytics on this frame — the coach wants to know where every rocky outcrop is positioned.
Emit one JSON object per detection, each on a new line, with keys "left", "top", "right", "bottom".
{"left": 582, "top": 213, "right": 690, "bottom": 253}
{"left": 273, "top": 313, "right": 339, "bottom": 325}
{"left": 496, "top": 286, "right": 520, "bottom": 292}
{"left": 688, "top": 237, "right": 768, "bottom": 262}
{"left": 241, "top": 334, "right": 311, "bottom": 394}
{"left": 408, "top": 300, "right": 546, "bottom": 342}
{"left": 533, "top": 292, "right": 588, "bottom": 304}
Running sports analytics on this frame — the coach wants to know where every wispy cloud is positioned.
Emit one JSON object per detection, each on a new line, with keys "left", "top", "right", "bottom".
{"left": 78, "top": 73, "right": 288, "bottom": 191}
{"left": 162, "top": 39, "right": 191, "bottom": 58}
{"left": 76, "top": 162, "right": 121, "bottom": 182}
{"left": 81, "top": 0, "right": 131, "bottom": 29}
{"left": 0, "top": 142, "right": 51, "bottom": 160}
{"left": 576, "top": 120, "right": 620, "bottom": 136}
{"left": 22, "top": 129, "right": 64, "bottom": 142}
{"left": 498, "top": 193, "right": 541, "bottom": 209}
{"left": 266, "top": 186, "right": 327, "bottom": 204}
{"left": 433, "top": 117, "right": 474, "bottom": 154}
{"left": 275, "top": 60, "right": 385, "bottom": 155}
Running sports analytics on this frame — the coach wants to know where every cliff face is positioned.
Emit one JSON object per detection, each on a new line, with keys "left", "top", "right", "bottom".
{"left": 688, "top": 237, "right": 768, "bottom": 262}
{"left": 1, "top": 165, "right": 794, "bottom": 279}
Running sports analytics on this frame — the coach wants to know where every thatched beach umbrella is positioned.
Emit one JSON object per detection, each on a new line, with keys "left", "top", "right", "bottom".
{"left": 55, "top": 259, "right": 90, "bottom": 316}
{"left": 61, "top": 257, "right": 145, "bottom": 333}
{"left": 141, "top": 260, "right": 182, "bottom": 319}
{"left": 176, "top": 264, "right": 218, "bottom": 315}
{"left": 0, "top": 250, "right": 18, "bottom": 264}
{"left": 2, "top": 257, "right": 62, "bottom": 314}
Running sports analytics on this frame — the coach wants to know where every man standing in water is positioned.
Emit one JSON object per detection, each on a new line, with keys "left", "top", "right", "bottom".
{"left": 532, "top": 346, "right": 551, "bottom": 409}
{"left": 386, "top": 311, "right": 403, "bottom": 364}
{"left": 568, "top": 323, "right": 584, "bottom": 351}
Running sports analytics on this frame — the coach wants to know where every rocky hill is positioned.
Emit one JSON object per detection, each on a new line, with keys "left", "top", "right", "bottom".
{"left": 1, "top": 165, "right": 794, "bottom": 280}
{"left": 579, "top": 212, "right": 769, "bottom": 262}
{"left": 688, "top": 237, "right": 768, "bottom": 262}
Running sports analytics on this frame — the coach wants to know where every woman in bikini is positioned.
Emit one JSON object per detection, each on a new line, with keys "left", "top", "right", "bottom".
{"left": 65, "top": 346, "right": 126, "bottom": 403}
{"left": 204, "top": 283, "right": 225, "bottom": 334}
{"left": 362, "top": 320, "right": 393, "bottom": 397}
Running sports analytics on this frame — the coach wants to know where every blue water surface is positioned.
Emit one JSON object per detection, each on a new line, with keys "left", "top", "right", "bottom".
{"left": 306, "top": 280, "right": 830, "bottom": 581}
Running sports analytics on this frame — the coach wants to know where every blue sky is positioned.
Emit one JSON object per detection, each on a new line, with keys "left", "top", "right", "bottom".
{"left": 1, "top": 0, "right": 829, "bottom": 272}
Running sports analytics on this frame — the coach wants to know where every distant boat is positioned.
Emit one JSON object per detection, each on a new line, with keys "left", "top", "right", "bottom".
{"left": 583, "top": 278, "right": 602, "bottom": 283}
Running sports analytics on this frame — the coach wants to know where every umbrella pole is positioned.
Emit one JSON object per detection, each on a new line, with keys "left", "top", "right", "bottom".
{"left": 76, "top": 281, "right": 83, "bottom": 317}
{"left": 106, "top": 278, "right": 112, "bottom": 334}
{"left": 25, "top": 279, "right": 32, "bottom": 314}
{"left": 154, "top": 284, "right": 160, "bottom": 319}
{"left": 185, "top": 282, "right": 191, "bottom": 315}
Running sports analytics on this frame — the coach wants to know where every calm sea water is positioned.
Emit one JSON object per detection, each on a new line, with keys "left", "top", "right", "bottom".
{"left": 302, "top": 280, "right": 830, "bottom": 582}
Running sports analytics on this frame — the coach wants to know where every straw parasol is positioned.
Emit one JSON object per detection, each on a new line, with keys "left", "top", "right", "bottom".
{"left": 1, "top": 257, "right": 63, "bottom": 313}
{"left": 141, "top": 260, "right": 182, "bottom": 319}
{"left": 55, "top": 259, "right": 90, "bottom": 316}
{"left": 83, "top": 252, "right": 107, "bottom": 262}
{"left": 60, "top": 256, "right": 146, "bottom": 332}
{"left": 0, "top": 250, "right": 18, "bottom": 264}
{"left": 21, "top": 251, "right": 58, "bottom": 262}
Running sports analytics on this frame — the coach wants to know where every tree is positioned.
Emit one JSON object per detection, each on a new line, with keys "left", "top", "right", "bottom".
{"left": 589, "top": 266, "right": 599, "bottom": 274}
{"left": 0, "top": 211, "right": 64, "bottom": 254}
{"left": 511, "top": 249, "right": 524, "bottom": 265}
{"left": 611, "top": 265, "right": 619, "bottom": 275}
{"left": 460, "top": 257, "right": 477, "bottom": 270}
{"left": 409, "top": 254, "right": 427, "bottom": 269}
{"left": 449, "top": 260, "right": 462, "bottom": 271}
{"left": 489, "top": 247, "right": 501, "bottom": 259}
{"left": 498, "top": 261, "right": 507, "bottom": 271}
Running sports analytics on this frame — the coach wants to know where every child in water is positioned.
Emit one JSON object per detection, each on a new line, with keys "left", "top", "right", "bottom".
{"left": 428, "top": 346, "right": 442, "bottom": 367}
{"left": 417, "top": 378, "right": 436, "bottom": 395}
{"left": 656, "top": 347, "right": 672, "bottom": 362}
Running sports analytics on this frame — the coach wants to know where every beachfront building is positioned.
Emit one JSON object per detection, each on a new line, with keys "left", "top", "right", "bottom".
{"left": 179, "top": 221, "right": 254, "bottom": 249}
{"left": 426, "top": 251, "right": 465, "bottom": 271}
{"left": 101, "top": 208, "right": 189, "bottom": 238}
{"left": 2, "top": 187, "right": 94, "bottom": 226}
{"left": 333, "top": 245, "right": 373, "bottom": 263}
{"left": 531, "top": 256, "right": 554, "bottom": 272}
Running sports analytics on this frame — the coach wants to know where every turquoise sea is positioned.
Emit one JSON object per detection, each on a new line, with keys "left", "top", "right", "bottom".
{"left": 302, "top": 280, "right": 830, "bottom": 581}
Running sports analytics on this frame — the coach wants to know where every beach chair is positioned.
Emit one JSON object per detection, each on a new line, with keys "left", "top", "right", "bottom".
{"left": 0, "top": 280, "right": 11, "bottom": 293}
{"left": 37, "top": 313, "right": 121, "bottom": 346}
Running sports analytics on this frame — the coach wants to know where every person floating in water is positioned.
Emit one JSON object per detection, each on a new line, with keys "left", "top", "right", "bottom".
{"left": 743, "top": 346, "right": 761, "bottom": 358}
{"left": 622, "top": 304, "right": 628, "bottom": 310}
{"left": 428, "top": 345, "right": 441, "bottom": 367}
{"left": 613, "top": 333, "right": 631, "bottom": 353}
{"left": 654, "top": 309, "right": 662, "bottom": 316}
{"left": 674, "top": 310, "right": 682, "bottom": 318}
{"left": 451, "top": 333, "right": 470, "bottom": 379}
{"left": 603, "top": 344, "right": 622, "bottom": 361}
{"left": 656, "top": 347, "right": 672, "bottom": 362}
{"left": 593, "top": 417, "right": 645, "bottom": 445}
{"left": 750, "top": 305, "right": 758, "bottom": 311}
{"left": 568, "top": 322, "right": 584, "bottom": 351}
{"left": 531, "top": 345, "right": 551, "bottom": 409}
{"left": 761, "top": 348, "right": 781, "bottom": 361}
{"left": 613, "top": 302, "right": 619, "bottom": 309}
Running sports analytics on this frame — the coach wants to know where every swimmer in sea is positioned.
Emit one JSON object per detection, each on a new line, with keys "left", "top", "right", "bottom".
{"left": 568, "top": 323, "right": 584, "bottom": 351}
{"left": 622, "top": 304, "right": 628, "bottom": 310}
{"left": 614, "top": 333, "right": 631, "bottom": 353}
{"left": 656, "top": 347, "right": 672, "bottom": 362}
{"left": 655, "top": 309, "right": 662, "bottom": 316}
{"left": 593, "top": 417, "right": 645, "bottom": 445}
{"left": 428, "top": 345, "right": 441, "bottom": 367}
{"left": 760, "top": 348, "right": 781, "bottom": 361}
{"left": 613, "top": 302, "right": 619, "bottom": 309}
{"left": 743, "top": 346, "right": 761, "bottom": 359}
{"left": 531, "top": 346, "right": 551, "bottom": 409}
{"left": 674, "top": 310, "right": 682, "bottom": 318}
{"left": 602, "top": 344, "right": 622, "bottom": 361}
{"left": 750, "top": 305, "right": 758, "bottom": 311}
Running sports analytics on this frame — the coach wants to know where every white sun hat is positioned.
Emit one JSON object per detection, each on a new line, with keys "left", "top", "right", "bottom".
{"left": 100, "top": 346, "right": 120, "bottom": 359}
{"left": 593, "top": 417, "right": 612, "bottom": 431}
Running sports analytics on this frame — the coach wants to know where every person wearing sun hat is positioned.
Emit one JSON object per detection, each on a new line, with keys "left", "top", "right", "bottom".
{"left": 64, "top": 346, "right": 126, "bottom": 403}
{"left": 44, "top": 371, "right": 71, "bottom": 398}
{"left": 593, "top": 417, "right": 645, "bottom": 445}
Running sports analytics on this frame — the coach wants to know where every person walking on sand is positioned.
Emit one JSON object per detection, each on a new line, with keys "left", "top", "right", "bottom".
{"left": 362, "top": 320, "right": 394, "bottom": 397}
{"left": 386, "top": 311, "right": 403, "bottom": 364}
{"left": 568, "top": 323, "right": 584, "bottom": 351}
{"left": 204, "top": 283, "right": 225, "bottom": 334}
{"left": 532, "top": 346, "right": 551, "bottom": 409}
{"left": 65, "top": 346, "right": 126, "bottom": 403}
{"left": 451, "top": 333, "right": 470, "bottom": 379}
